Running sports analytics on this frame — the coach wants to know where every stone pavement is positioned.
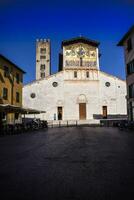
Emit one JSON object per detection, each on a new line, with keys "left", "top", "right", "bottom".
{"left": 0, "top": 127, "right": 134, "bottom": 200}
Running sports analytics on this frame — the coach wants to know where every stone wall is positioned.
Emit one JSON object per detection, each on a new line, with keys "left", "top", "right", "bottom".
{"left": 23, "top": 70, "right": 127, "bottom": 121}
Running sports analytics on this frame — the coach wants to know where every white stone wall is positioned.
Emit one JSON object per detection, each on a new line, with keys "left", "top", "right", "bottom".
{"left": 99, "top": 72, "right": 127, "bottom": 115}
{"left": 23, "top": 70, "right": 127, "bottom": 121}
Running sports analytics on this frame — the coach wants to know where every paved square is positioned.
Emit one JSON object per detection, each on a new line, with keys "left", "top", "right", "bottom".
{"left": 0, "top": 127, "right": 134, "bottom": 200}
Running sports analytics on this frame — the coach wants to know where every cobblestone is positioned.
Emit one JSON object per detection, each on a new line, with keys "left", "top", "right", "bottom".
{"left": 0, "top": 127, "right": 134, "bottom": 200}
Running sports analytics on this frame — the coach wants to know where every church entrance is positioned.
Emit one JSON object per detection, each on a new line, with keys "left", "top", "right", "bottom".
{"left": 57, "top": 107, "right": 62, "bottom": 120}
{"left": 102, "top": 106, "right": 107, "bottom": 119}
{"left": 79, "top": 103, "right": 86, "bottom": 120}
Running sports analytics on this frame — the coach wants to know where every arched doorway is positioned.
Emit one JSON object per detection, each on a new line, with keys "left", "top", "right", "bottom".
{"left": 57, "top": 100, "right": 64, "bottom": 120}
{"left": 77, "top": 95, "right": 87, "bottom": 120}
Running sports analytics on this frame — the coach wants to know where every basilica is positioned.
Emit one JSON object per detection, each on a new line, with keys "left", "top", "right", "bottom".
{"left": 23, "top": 37, "right": 127, "bottom": 123}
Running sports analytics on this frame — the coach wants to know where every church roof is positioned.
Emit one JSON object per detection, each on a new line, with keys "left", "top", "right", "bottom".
{"left": 62, "top": 36, "right": 100, "bottom": 47}
{"left": 117, "top": 25, "right": 134, "bottom": 46}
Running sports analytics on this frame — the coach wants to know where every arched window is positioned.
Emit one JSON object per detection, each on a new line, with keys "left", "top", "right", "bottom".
{"left": 77, "top": 94, "right": 87, "bottom": 103}
{"left": 74, "top": 71, "right": 77, "bottom": 78}
{"left": 80, "top": 57, "right": 83, "bottom": 66}
{"left": 40, "top": 64, "right": 45, "bottom": 70}
{"left": 86, "top": 71, "right": 89, "bottom": 78}
{"left": 41, "top": 72, "right": 45, "bottom": 78}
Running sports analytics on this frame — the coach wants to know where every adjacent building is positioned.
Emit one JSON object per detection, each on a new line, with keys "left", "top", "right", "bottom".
{"left": 23, "top": 37, "right": 127, "bottom": 122}
{"left": 118, "top": 25, "right": 134, "bottom": 121}
{"left": 0, "top": 54, "right": 25, "bottom": 123}
{"left": 36, "top": 39, "right": 51, "bottom": 80}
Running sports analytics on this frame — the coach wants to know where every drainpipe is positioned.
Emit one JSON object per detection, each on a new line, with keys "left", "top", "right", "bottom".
{"left": 11, "top": 74, "right": 14, "bottom": 105}
{"left": 10, "top": 72, "right": 14, "bottom": 124}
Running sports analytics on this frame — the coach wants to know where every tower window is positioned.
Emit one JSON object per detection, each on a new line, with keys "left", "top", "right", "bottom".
{"left": 40, "top": 64, "right": 45, "bottom": 70}
{"left": 40, "top": 55, "right": 46, "bottom": 59}
{"left": 41, "top": 72, "right": 45, "bottom": 78}
{"left": 40, "top": 48, "right": 46, "bottom": 54}
{"left": 74, "top": 71, "right": 77, "bottom": 78}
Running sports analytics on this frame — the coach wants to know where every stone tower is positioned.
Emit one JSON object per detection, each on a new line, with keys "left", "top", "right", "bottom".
{"left": 36, "top": 39, "right": 51, "bottom": 80}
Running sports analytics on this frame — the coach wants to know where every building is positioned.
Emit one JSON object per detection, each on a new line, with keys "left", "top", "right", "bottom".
{"left": 0, "top": 54, "right": 25, "bottom": 124}
{"left": 118, "top": 25, "right": 134, "bottom": 121}
{"left": 23, "top": 37, "right": 127, "bottom": 123}
{"left": 36, "top": 39, "right": 51, "bottom": 80}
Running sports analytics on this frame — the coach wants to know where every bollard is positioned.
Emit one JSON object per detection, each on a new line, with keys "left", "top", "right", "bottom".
{"left": 76, "top": 120, "right": 77, "bottom": 126}
{"left": 67, "top": 120, "right": 68, "bottom": 127}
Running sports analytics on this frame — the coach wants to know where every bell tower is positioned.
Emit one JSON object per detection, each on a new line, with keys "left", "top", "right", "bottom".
{"left": 36, "top": 39, "right": 51, "bottom": 80}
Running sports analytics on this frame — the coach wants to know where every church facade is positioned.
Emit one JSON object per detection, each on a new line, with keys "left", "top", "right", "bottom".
{"left": 23, "top": 37, "right": 127, "bottom": 122}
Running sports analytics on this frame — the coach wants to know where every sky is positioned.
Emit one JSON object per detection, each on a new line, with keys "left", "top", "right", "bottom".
{"left": 0, "top": 0, "right": 134, "bottom": 84}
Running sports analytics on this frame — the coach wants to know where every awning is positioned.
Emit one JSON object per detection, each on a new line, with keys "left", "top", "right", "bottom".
{"left": 0, "top": 104, "right": 46, "bottom": 114}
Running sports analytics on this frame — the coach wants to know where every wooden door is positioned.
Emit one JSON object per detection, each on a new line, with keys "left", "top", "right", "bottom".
{"left": 79, "top": 103, "right": 86, "bottom": 120}
{"left": 57, "top": 107, "right": 62, "bottom": 120}
{"left": 102, "top": 106, "right": 107, "bottom": 119}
